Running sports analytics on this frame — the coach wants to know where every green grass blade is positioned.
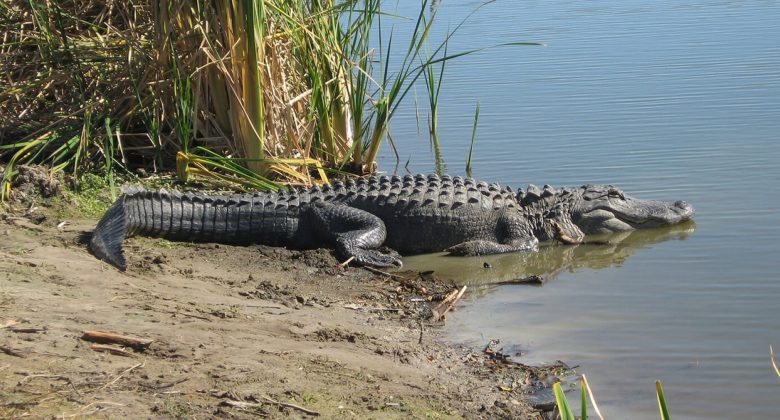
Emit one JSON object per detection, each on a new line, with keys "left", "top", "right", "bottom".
{"left": 771, "top": 346, "right": 780, "bottom": 379}
{"left": 580, "top": 377, "right": 588, "bottom": 420}
{"left": 553, "top": 382, "right": 575, "bottom": 420}
{"left": 655, "top": 380, "right": 671, "bottom": 420}
{"left": 580, "top": 375, "right": 605, "bottom": 420}
{"left": 103, "top": 118, "right": 116, "bottom": 201}
{"left": 465, "top": 101, "right": 480, "bottom": 178}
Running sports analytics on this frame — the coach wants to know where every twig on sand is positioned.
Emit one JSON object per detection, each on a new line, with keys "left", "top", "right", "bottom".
{"left": 139, "top": 378, "right": 189, "bottom": 390}
{"left": 9, "top": 326, "right": 48, "bottom": 333}
{"left": 221, "top": 399, "right": 265, "bottom": 411}
{"left": 0, "top": 345, "right": 27, "bottom": 358}
{"left": 99, "top": 362, "right": 144, "bottom": 390}
{"left": 338, "top": 256, "right": 355, "bottom": 268}
{"left": 59, "top": 401, "right": 126, "bottom": 418}
{"left": 259, "top": 394, "right": 320, "bottom": 416}
{"left": 221, "top": 395, "right": 320, "bottom": 417}
{"left": 149, "top": 306, "right": 213, "bottom": 321}
{"left": 1, "top": 320, "right": 20, "bottom": 329}
{"left": 343, "top": 303, "right": 400, "bottom": 312}
{"left": 362, "top": 266, "right": 405, "bottom": 280}
{"left": 81, "top": 331, "right": 154, "bottom": 350}
{"left": 19, "top": 373, "right": 71, "bottom": 384}
{"left": 431, "top": 285, "right": 467, "bottom": 322}
{"left": 90, "top": 344, "right": 135, "bottom": 357}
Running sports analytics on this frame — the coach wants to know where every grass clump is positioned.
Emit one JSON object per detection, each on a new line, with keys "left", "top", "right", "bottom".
{"left": 63, "top": 171, "right": 118, "bottom": 218}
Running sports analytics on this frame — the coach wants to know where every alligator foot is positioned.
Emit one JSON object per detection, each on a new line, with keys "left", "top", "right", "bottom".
{"left": 347, "top": 249, "right": 403, "bottom": 268}
{"left": 550, "top": 220, "right": 582, "bottom": 245}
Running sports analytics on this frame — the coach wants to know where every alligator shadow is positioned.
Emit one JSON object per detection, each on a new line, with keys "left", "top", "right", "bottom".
{"left": 401, "top": 221, "right": 696, "bottom": 287}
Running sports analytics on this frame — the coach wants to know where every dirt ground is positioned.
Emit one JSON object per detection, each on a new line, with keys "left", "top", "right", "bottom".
{"left": 0, "top": 168, "right": 567, "bottom": 419}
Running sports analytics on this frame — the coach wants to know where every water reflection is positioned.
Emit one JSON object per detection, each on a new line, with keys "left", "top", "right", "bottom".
{"left": 403, "top": 221, "right": 695, "bottom": 286}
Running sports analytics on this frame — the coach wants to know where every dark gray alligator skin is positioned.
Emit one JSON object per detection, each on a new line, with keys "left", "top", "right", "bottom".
{"left": 89, "top": 174, "right": 694, "bottom": 271}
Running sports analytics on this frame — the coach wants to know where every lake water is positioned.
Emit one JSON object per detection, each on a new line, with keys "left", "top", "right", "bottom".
{"left": 375, "top": 1, "right": 780, "bottom": 418}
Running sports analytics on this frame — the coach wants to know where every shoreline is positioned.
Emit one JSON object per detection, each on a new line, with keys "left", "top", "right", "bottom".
{"left": 0, "top": 192, "right": 565, "bottom": 418}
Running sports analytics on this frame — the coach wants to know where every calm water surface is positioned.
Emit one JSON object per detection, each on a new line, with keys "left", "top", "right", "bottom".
{"left": 376, "top": 1, "right": 780, "bottom": 418}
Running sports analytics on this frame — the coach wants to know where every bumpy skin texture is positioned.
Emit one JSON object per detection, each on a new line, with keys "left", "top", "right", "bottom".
{"left": 89, "top": 174, "right": 694, "bottom": 271}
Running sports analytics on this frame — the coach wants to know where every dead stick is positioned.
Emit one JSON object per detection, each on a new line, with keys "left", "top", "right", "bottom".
{"left": 488, "top": 275, "right": 546, "bottom": 286}
{"left": 139, "top": 378, "right": 189, "bottom": 390}
{"left": 99, "top": 362, "right": 144, "bottom": 390}
{"left": 430, "top": 288, "right": 460, "bottom": 320}
{"left": 9, "top": 327, "right": 47, "bottom": 333}
{"left": 81, "top": 331, "right": 153, "bottom": 350}
{"left": 0, "top": 345, "right": 26, "bottom": 358}
{"left": 221, "top": 400, "right": 263, "bottom": 410}
{"left": 90, "top": 344, "right": 135, "bottom": 357}
{"left": 19, "top": 374, "right": 71, "bottom": 384}
{"left": 338, "top": 256, "right": 355, "bottom": 268}
{"left": 432, "top": 285, "right": 467, "bottom": 321}
{"left": 260, "top": 394, "right": 320, "bottom": 416}
{"left": 362, "top": 266, "right": 405, "bottom": 280}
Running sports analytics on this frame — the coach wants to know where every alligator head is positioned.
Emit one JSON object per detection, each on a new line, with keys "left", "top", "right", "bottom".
{"left": 568, "top": 185, "right": 694, "bottom": 235}
{"left": 523, "top": 184, "right": 694, "bottom": 242}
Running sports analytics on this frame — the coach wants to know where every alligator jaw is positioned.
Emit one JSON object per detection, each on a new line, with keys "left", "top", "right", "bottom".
{"left": 611, "top": 199, "right": 695, "bottom": 228}
{"left": 575, "top": 194, "right": 695, "bottom": 234}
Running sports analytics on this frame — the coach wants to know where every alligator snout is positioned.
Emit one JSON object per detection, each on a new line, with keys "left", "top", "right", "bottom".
{"left": 673, "top": 200, "right": 695, "bottom": 221}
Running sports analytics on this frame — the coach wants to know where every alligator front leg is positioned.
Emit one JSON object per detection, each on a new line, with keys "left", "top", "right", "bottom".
{"left": 445, "top": 238, "right": 539, "bottom": 256}
{"left": 308, "top": 203, "right": 402, "bottom": 268}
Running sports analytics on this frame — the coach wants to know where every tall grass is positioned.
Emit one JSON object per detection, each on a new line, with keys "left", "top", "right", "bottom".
{"left": 1, "top": 0, "right": 541, "bottom": 200}
{"left": 0, "top": 0, "right": 419, "bottom": 195}
{"left": 553, "top": 376, "right": 670, "bottom": 420}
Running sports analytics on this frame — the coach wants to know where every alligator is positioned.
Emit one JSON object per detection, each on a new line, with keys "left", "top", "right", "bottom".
{"left": 89, "top": 174, "right": 694, "bottom": 271}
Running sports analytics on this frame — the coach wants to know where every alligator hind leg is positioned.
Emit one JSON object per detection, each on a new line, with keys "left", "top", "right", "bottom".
{"left": 309, "top": 202, "right": 402, "bottom": 268}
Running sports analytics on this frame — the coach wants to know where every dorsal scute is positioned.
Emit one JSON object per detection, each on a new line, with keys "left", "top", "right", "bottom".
{"left": 526, "top": 184, "right": 541, "bottom": 198}
{"left": 121, "top": 185, "right": 144, "bottom": 196}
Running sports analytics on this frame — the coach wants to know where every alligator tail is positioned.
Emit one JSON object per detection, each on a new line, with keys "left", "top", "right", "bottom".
{"left": 89, "top": 195, "right": 129, "bottom": 271}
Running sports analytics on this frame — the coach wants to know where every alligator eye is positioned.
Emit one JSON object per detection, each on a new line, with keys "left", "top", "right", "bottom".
{"left": 608, "top": 188, "right": 624, "bottom": 199}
